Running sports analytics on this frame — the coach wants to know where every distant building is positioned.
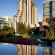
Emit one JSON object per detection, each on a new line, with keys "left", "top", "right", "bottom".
{"left": 0, "top": 16, "right": 14, "bottom": 29}
{"left": 42, "top": 17, "right": 48, "bottom": 26}
{"left": 14, "top": 0, "right": 39, "bottom": 29}
{"left": 3, "top": 16, "right": 14, "bottom": 27}
{"left": 43, "top": 0, "right": 55, "bottom": 23}
{"left": 0, "top": 17, "right": 7, "bottom": 29}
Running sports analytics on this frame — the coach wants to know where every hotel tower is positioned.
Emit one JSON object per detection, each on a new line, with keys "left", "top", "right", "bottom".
{"left": 14, "top": 0, "right": 39, "bottom": 28}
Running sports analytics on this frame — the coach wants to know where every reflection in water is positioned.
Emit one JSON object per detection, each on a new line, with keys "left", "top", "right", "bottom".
{"left": 15, "top": 45, "right": 55, "bottom": 55}
{"left": 0, "top": 43, "right": 55, "bottom": 55}
{"left": 15, "top": 44, "right": 37, "bottom": 55}
{"left": 52, "top": 48, "right": 55, "bottom": 55}
{"left": 43, "top": 47, "right": 52, "bottom": 55}
{"left": 43, "top": 47, "right": 55, "bottom": 55}
{"left": 37, "top": 47, "right": 43, "bottom": 55}
{"left": 0, "top": 43, "right": 17, "bottom": 55}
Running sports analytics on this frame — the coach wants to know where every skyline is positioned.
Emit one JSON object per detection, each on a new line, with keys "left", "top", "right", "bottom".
{"left": 0, "top": 0, "right": 45, "bottom": 22}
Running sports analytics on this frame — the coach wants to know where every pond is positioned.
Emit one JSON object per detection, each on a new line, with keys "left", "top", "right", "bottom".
{"left": 0, "top": 43, "right": 54, "bottom": 55}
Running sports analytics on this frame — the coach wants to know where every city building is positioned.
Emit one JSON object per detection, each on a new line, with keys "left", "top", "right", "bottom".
{"left": 3, "top": 16, "right": 14, "bottom": 27}
{"left": 42, "top": 17, "right": 48, "bottom": 26}
{"left": 14, "top": 0, "right": 39, "bottom": 29}
{"left": 0, "top": 17, "right": 7, "bottom": 29}
{"left": 0, "top": 16, "right": 14, "bottom": 29}
{"left": 43, "top": 0, "right": 55, "bottom": 24}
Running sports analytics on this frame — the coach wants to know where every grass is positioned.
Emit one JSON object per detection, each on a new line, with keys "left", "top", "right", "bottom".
{"left": 39, "top": 42, "right": 46, "bottom": 45}
{"left": 0, "top": 35, "right": 41, "bottom": 41}
{"left": 0, "top": 35, "right": 23, "bottom": 39}
{"left": 22, "top": 35, "right": 30, "bottom": 38}
{"left": 23, "top": 35, "right": 41, "bottom": 41}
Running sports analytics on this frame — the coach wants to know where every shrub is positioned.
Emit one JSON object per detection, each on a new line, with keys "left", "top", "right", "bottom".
{"left": 2, "top": 25, "right": 10, "bottom": 31}
{"left": 0, "top": 25, "right": 15, "bottom": 37}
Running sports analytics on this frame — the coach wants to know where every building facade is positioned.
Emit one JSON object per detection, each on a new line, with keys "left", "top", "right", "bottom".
{"left": 42, "top": 17, "right": 48, "bottom": 26}
{"left": 43, "top": 0, "right": 55, "bottom": 23}
{"left": 14, "top": 0, "right": 39, "bottom": 28}
{"left": 3, "top": 16, "right": 14, "bottom": 27}
{"left": 0, "top": 18, "right": 7, "bottom": 29}
{"left": 0, "top": 16, "right": 14, "bottom": 29}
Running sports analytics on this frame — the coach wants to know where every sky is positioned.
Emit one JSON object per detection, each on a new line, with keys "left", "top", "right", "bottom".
{"left": 0, "top": 0, "right": 46, "bottom": 22}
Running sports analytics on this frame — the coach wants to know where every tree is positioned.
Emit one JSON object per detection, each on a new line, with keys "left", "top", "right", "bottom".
{"left": 17, "top": 23, "right": 27, "bottom": 34}
{"left": 2, "top": 25, "right": 10, "bottom": 31}
{"left": 45, "top": 17, "right": 55, "bottom": 40}
{"left": 34, "top": 27, "right": 39, "bottom": 34}
{"left": 26, "top": 24, "right": 31, "bottom": 33}
{"left": 43, "top": 25, "right": 49, "bottom": 30}
{"left": 17, "top": 23, "right": 31, "bottom": 34}
{"left": 8, "top": 27, "right": 15, "bottom": 36}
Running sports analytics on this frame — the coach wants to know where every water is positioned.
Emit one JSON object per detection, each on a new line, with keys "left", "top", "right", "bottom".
{"left": 37, "top": 47, "right": 43, "bottom": 55}
{"left": 0, "top": 43, "right": 17, "bottom": 55}
{"left": 0, "top": 43, "right": 54, "bottom": 55}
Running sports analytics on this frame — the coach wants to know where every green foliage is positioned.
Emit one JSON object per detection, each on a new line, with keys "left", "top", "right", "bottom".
{"left": 2, "top": 25, "right": 10, "bottom": 31}
{"left": 0, "top": 36, "right": 22, "bottom": 39}
{"left": 0, "top": 31, "right": 9, "bottom": 37}
{"left": 26, "top": 24, "right": 31, "bottom": 33}
{"left": 45, "top": 29, "right": 54, "bottom": 40}
{"left": 23, "top": 35, "right": 40, "bottom": 41}
{"left": 22, "top": 35, "right": 30, "bottom": 38}
{"left": 39, "top": 42, "right": 46, "bottom": 45}
{"left": 0, "top": 25, "right": 15, "bottom": 37}
{"left": 8, "top": 28, "right": 15, "bottom": 36}
{"left": 0, "top": 29, "right": 2, "bottom": 32}
{"left": 45, "top": 17, "right": 55, "bottom": 40}
{"left": 17, "top": 23, "right": 31, "bottom": 34}
{"left": 17, "top": 23, "right": 26, "bottom": 34}
{"left": 30, "top": 35, "right": 40, "bottom": 41}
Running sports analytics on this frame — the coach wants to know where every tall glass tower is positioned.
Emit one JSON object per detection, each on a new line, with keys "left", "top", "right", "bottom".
{"left": 43, "top": 0, "right": 55, "bottom": 22}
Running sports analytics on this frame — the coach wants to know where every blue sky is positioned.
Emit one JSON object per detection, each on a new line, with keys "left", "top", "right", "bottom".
{"left": 0, "top": 0, "right": 45, "bottom": 22}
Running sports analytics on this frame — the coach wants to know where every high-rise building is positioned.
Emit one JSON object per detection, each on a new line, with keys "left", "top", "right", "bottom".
{"left": 43, "top": 0, "right": 55, "bottom": 23}
{"left": 14, "top": 0, "right": 39, "bottom": 28}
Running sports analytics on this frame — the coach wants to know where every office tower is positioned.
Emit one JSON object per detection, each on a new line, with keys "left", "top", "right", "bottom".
{"left": 43, "top": 0, "right": 55, "bottom": 23}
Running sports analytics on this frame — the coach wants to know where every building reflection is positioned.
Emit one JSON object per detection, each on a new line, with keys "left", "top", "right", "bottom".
{"left": 15, "top": 44, "right": 37, "bottom": 55}
{"left": 15, "top": 44, "right": 55, "bottom": 55}
{"left": 52, "top": 48, "right": 55, "bottom": 55}
{"left": 43, "top": 47, "right": 52, "bottom": 55}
